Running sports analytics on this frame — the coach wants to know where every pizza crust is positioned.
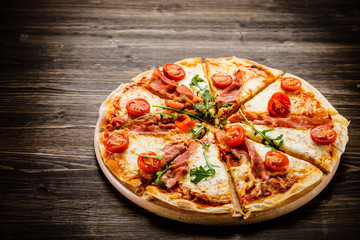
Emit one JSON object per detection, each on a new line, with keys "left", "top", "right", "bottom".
{"left": 146, "top": 186, "right": 234, "bottom": 214}
{"left": 332, "top": 114, "right": 349, "bottom": 152}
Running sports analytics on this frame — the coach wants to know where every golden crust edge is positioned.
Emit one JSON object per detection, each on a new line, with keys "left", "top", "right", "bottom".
{"left": 146, "top": 185, "right": 235, "bottom": 215}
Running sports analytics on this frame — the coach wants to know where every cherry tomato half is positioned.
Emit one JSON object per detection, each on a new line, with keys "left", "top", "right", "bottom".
{"left": 164, "top": 99, "right": 184, "bottom": 109}
{"left": 224, "top": 125, "right": 245, "bottom": 147}
{"left": 163, "top": 63, "right": 186, "bottom": 81}
{"left": 126, "top": 98, "right": 150, "bottom": 117}
{"left": 310, "top": 125, "right": 337, "bottom": 145}
{"left": 264, "top": 151, "right": 289, "bottom": 172}
{"left": 104, "top": 132, "right": 129, "bottom": 153}
{"left": 268, "top": 92, "right": 291, "bottom": 117}
{"left": 281, "top": 77, "right": 302, "bottom": 92}
{"left": 174, "top": 115, "right": 196, "bottom": 131}
{"left": 211, "top": 73, "right": 233, "bottom": 89}
{"left": 137, "top": 151, "right": 162, "bottom": 174}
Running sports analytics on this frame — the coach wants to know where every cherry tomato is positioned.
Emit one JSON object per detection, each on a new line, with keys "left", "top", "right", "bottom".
{"left": 224, "top": 125, "right": 245, "bottom": 147}
{"left": 310, "top": 125, "right": 337, "bottom": 145}
{"left": 211, "top": 73, "right": 233, "bottom": 89}
{"left": 104, "top": 132, "right": 129, "bottom": 153}
{"left": 164, "top": 99, "right": 184, "bottom": 109}
{"left": 264, "top": 151, "right": 289, "bottom": 172}
{"left": 268, "top": 92, "right": 291, "bottom": 117}
{"left": 281, "top": 77, "right": 302, "bottom": 92}
{"left": 174, "top": 115, "right": 196, "bottom": 131}
{"left": 126, "top": 98, "right": 150, "bottom": 117}
{"left": 137, "top": 151, "right": 162, "bottom": 174}
{"left": 163, "top": 63, "right": 186, "bottom": 81}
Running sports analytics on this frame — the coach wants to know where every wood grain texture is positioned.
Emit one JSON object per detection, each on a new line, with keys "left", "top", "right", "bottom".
{"left": 0, "top": 0, "right": 359, "bottom": 239}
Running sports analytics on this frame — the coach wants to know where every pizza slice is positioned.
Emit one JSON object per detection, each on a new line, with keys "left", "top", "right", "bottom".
{"left": 131, "top": 57, "right": 210, "bottom": 107}
{"left": 233, "top": 114, "right": 349, "bottom": 172}
{"left": 215, "top": 128, "right": 322, "bottom": 215}
{"left": 145, "top": 131, "right": 235, "bottom": 214}
{"left": 99, "top": 83, "right": 201, "bottom": 134}
{"left": 100, "top": 83, "right": 165, "bottom": 129}
{"left": 99, "top": 129, "right": 190, "bottom": 194}
{"left": 205, "top": 57, "right": 283, "bottom": 116}
{"left": 229, "top": 73, "right": 338, "bottom": 124}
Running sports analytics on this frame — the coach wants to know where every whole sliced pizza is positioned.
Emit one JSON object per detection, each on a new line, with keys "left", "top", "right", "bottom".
{"left": 95, "top": 57, "right": 349, "bottom": 224}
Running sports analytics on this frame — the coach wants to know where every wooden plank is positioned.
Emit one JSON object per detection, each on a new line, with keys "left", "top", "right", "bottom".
{"left": 0, "top": 0, "right": 359, "bottom": 238}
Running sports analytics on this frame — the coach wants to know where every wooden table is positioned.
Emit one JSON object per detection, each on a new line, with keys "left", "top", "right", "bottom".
{"left": 1, "top": 0, "right": 359, "bottom": 239}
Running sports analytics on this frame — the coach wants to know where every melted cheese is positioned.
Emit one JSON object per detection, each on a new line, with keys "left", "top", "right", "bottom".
{"left": 175, "top": 58, "right": 209, "bottom": 93}
{"left": 106, "top": 85, "right": 165, "bottom": 119}
{"left": 181, "top": 142, "right": 232, "bottom": 203}
{"left": 238, "top": 123, "right": 335, "bottom": 171}
{"left": 117, "top": 86, "right": 165, "bottom": 117}
{"left": 244, "top": 77, "right": 336, "bottom": 117}
{"left": 100, "top": 132, "right": 174, "bottom": 181}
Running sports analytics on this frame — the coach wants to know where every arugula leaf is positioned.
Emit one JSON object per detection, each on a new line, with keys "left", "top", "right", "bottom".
{"left": 136, "top": 154, "right": 163, "bottom": 161}
{"left": 218, "top": 118, "right": 228, "bottom": 126}
{"left": 159, "top": 112, "right": 179, "bottom": 121}
{"left": 219, "top": 103, "right": 235, "bottom": 108}
{"left": 238, "top": 108, "right": 284, "bottom": 150}
{"left": 203, "top": 89, "right": 215, "bottom": 118}
{"left": 190, "top": 124, "right": 209, "bottom": 140}
{"left": 152, "top": 105, "right": 208, "bottom": 123}
{"left": 199, "top": 140, "right": 210, "bottom": 150}
{"left": 190, "top": 74, "right": 206, "bottom": 92}
{"left": 189, "top": 75, "right": 216, "bottom": 121}
{"left": 155, "top": 163, "right": 172, "bottom": 190}
{"left": 190, "top": 150, "right": 219, "bottom": 184}
{"left": 193, "top": 104, "right": 205, "bottom": 110}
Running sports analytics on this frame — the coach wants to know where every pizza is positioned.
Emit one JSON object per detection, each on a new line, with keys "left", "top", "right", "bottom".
{"left": 96, "top": 57, "right": 349, "bottom": 220}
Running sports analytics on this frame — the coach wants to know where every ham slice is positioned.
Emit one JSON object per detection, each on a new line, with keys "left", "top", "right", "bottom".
{"left": 226, "top": 149, "right": 249, "bottom": 167}
{"left": 228, "top": 110, "right": 333, "bottom": 129}
{"left": 216, "top": 69, "right": 243, "bottom": 104}
{"left": 106, "top": 115, "right": 176, "bottom": 135}
{"left": 147, "top": 66, "right": 177, "bottom": 94}
{"left": 216, "top": 130, "right": 268, "bottom": 180}
{"left": 161, "top": 141, "right": 197, "bottom": 189}
{"left": 146, "top": 67, "right": 195, "bottom": 105}
{"left": 162, "top": 142, "right": 187, "bottom": 163}
{"left": 255, "top": 115, "right": 333, "bottom": 129}
{"left": 244, "top": 138, "right": 269, "bottom": 180}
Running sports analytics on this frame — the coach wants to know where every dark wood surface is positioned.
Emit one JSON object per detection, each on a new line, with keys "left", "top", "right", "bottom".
{"left": 1, "top": 0, "right": 359, "bottom": 239}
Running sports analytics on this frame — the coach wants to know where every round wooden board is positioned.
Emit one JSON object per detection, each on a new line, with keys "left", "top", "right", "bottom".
{"left": 94, "top": 120, "right": 339, "bottom": 225}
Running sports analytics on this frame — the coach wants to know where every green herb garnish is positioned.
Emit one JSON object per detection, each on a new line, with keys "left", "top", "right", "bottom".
{"left": 238, "top": 108, "right": 284, "bottom": 150}
{"left": 199, "top": 141, "right": 210, "bottom": 150}
{"left": 190, "top": 124, "right": 209, "bottom": 140}
{"left": 152, "top": 105, "right": 208, "bottom": 123}
{"left": 155, "top": 163, "right": 172, "bottom": 190}
{"left": 190, "top": 74, "right": 216, "bottom": 120}
{"left": 219, "top": 103, "right": 235, "bottom": 108}
{"left": 136, "top": 154, "right": 163, "bottom": 161}
{"left": 190, "top": 150, "right": 219, "bottom": 184}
